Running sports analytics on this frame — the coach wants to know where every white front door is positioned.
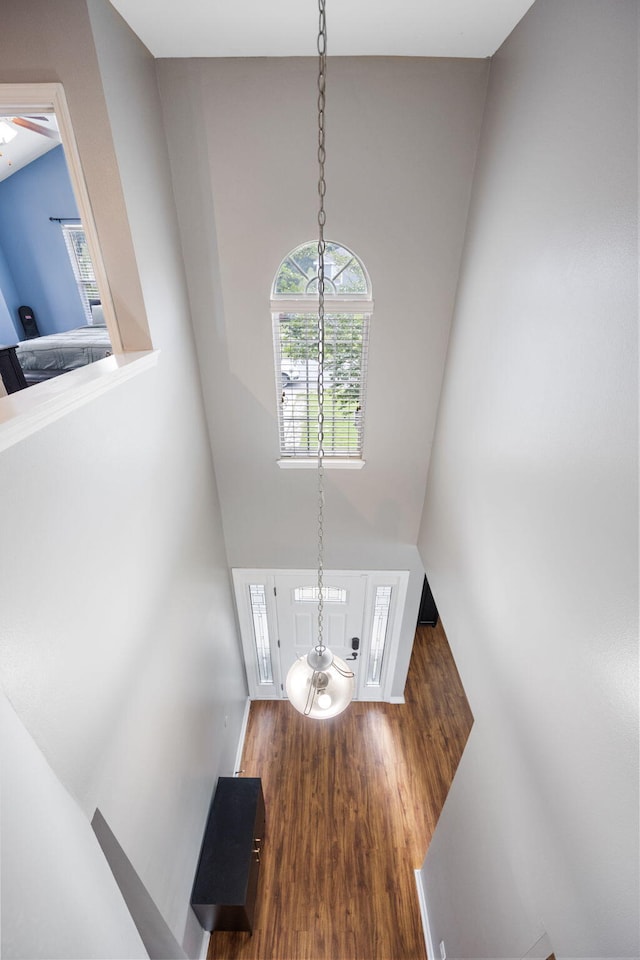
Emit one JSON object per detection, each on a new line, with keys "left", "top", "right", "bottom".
{"left": 274, "top": 572, "right": 366, "bottom": 694}
{"left": 232, "top": 569, "right": 410, "bottom": 703}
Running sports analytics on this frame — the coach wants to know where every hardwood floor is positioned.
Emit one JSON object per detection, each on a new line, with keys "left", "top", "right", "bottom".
{"left": 208, "top": 621, "right": 473, "bottom": 960}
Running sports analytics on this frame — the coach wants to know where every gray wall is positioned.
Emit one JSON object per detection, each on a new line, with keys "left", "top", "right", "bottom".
{"left": 156, "top": 56, "right": 489, "bottom": 695}
{"left": 418, "top": 1, "right": 638, "bottom": 956}
{"left": 0, "top": 2, "right": 247, "bottom": 957}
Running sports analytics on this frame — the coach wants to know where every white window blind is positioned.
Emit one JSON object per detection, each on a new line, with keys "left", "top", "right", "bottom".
{"left": 61, "top": 222, "right": 99, "bottom": 323}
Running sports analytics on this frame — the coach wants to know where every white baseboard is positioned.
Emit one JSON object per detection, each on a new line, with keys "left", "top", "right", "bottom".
{"left": 197, "top": 930, "right": 209, "bottom": 960}
{"left": 390, "top": 695, "right": 405, "bottom": 704}
{"left": 233, "top": 697, "right": 251, "bottom": 775}
{"left": 415, "top": 869, "right": 437, "bottom": 960}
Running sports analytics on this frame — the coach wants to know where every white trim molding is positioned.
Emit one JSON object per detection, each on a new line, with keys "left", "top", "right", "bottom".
{"left": 415, "top": 869, "right": 437, "bottom": 960}
{"left": 277, "top": 458, "right": 365, "bottom": 469}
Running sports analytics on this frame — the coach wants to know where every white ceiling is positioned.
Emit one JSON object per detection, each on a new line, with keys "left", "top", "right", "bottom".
{"left": 0, "top": 115, "right": 60, "bottom": 182}
{"left": 107, "top": 0, "right": 535, "bottom": 59}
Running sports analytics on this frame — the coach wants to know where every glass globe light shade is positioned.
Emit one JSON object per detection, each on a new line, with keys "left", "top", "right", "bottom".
{"left": 286, "top": 648, "right": 355, "bottom": 719}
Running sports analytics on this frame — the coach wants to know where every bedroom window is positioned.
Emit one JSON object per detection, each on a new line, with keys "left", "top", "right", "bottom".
{"left": 272, "top": 241, "right": 372, "bottom": 462}
{"left": 60, "top": 222, "right": 99, "bottom": 324}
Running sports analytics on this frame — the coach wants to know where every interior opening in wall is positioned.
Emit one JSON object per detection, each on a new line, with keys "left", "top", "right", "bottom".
{"left": 0, "top": 83, "right": 121, "bottom": 394}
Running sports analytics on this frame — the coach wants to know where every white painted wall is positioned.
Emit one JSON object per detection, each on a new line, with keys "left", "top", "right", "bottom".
{"left": 156, "top": 55, "right": 489, "bottom": 696}
{"left": 418, "top": 0, "right": 639, "bottom": 956}
{"left": 1, "top": 692, "right": 148, "bottom": 959}
{"left": 0, "top": 3, "right": 247, "bottom": 957}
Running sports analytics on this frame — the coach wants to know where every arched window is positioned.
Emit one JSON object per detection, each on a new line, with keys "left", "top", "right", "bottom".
{"left": 272, "top": 241, "right": 372, "bottom": 462}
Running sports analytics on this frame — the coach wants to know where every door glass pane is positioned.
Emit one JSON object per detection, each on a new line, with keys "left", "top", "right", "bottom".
{"left": 366, "top": 586, "right": 392, "bottom": 686}
{"left": 249, "top": 585, "right": 273, "bottom": 684}
{"left": 293, "top": 586, "right": 347, "bottom": 603}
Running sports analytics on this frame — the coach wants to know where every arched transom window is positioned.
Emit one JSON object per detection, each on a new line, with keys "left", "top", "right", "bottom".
{"left": 272, "top": 240, "right": 372, "bottom": 461}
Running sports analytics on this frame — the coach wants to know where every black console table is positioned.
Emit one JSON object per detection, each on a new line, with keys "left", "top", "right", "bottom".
{"left": 191, "top": 777, "right": 265, "bottom": 933}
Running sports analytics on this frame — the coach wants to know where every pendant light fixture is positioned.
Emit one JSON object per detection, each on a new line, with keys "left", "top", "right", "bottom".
{"left": 285, "top": 0, "right": 355, "bottom": 720}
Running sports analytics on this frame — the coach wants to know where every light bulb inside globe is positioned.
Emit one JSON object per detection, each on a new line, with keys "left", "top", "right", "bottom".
{"left": 285, "top": 649, "right": 354, "bottom": 719}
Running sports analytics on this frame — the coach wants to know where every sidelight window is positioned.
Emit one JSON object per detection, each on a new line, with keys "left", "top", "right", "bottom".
{"left": 248, "top": 584, "right": 274, "bottom": 685}
{"left": 366, "top": 585, "right": 392, "bottom": 686}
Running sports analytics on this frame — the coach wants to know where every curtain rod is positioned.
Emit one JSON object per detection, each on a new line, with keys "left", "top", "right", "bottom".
{"left": 49, "top": 217, "right": 81, "bottom": 222}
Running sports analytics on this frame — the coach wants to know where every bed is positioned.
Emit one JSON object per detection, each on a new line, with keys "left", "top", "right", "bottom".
{"left": 15, "top": 324, "right": 113, "bottom": 385}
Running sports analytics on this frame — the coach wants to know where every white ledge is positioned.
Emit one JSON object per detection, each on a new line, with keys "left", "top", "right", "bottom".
{"left": 0, "top": 351, "right": 159, "bottom": 454}
{"left": 277, "top": 458, "right": 365, "bottom": 470}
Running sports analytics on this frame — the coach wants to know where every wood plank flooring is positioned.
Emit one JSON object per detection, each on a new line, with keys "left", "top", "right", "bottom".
{"left": 208, "top": 621, "right": 473, "bottom": 960}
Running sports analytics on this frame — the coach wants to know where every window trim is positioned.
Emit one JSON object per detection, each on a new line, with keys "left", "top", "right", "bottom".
{"left": 277, "top": 457, "right": 365, "bottom": 469}
{"left": 270, "top": 298, "right": 373, "bottom": 314}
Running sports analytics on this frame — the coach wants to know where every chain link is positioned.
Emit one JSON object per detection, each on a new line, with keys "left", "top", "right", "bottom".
{"left": 316, "top": 0, "right": 327, "bottom": 655}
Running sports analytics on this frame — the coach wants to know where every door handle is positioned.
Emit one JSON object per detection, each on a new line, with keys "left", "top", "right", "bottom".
{"left": 346, "top": 636, "right": 360, "bottom": 661}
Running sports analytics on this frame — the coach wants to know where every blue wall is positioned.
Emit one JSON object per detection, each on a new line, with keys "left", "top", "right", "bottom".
{"left": 0, "top": 145, "right": 86, "bottom": 337}
{"left": 0, "top": 243, "right": 19, "bottom": 343}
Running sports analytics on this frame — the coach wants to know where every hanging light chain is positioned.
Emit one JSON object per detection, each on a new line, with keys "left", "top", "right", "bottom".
{"left": 284, "top": 0, "right": 355, "bottom": 718}
{"left": 316, "top": 0, "right": 327, "bottom": 656}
